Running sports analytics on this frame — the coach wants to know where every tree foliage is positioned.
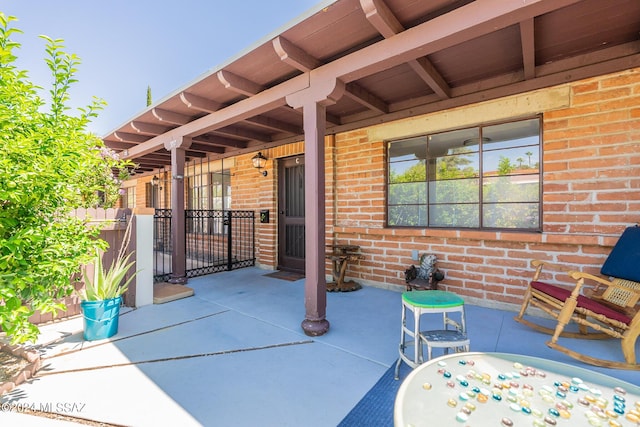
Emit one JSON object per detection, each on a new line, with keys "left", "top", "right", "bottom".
{"left": 0, "top": 14, "right": 133, "bottom": 343}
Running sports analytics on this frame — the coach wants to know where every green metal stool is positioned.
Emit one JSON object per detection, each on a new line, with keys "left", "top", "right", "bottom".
{"left": 394, "top": 290, "right": 469, "bottom": 379}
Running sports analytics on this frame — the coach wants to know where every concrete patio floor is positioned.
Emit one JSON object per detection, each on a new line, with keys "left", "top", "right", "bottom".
{"left": 1, "top": 267, "right": 639, "bottom": 426}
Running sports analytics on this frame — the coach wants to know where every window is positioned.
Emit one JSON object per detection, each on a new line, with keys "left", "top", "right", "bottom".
{"left": 145, "top": 176, "right": 168, "bottom": 209}
{"left": 186, "top": 171, "right": 232, "bottom": 234}
{"left": 120, "top": 187, "right": 136, "bottom": 208}
{"left": 387, "top": 117, "right": 541, "bottom": 230}
{"left": 187, "top": 171, "right": 231, "bottom": 210}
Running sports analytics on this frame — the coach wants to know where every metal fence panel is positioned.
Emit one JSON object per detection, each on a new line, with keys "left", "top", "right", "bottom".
{"left": 154, "top": 209, "right": 255, "bottom": 282}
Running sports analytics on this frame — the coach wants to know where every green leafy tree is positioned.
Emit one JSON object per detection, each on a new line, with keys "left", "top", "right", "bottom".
{"left": 497, "top": 156, "right": 515, "bottom": 175}
{"left": 0, "top": 14, "right": 133, "bottom": 343}
{"left": 146, "top": 85, "right": 152, "bottom": 106}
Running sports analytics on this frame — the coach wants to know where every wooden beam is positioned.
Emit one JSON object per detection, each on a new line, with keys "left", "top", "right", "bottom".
{"left": 135, "top": 159, "right": 172, "bottom": 167}
{"left": 123, "top": 0, "right": 583, "bottom": 160}
{"left": 245, "top": 115, "right": 303, "bottom": 135}
{"left": 217, "top": 70, "right": 264, "bottom": 96}
{"left": 192, "top": 134, "right": 249, "bottom": 149}
{"left": 137, "top": 153, "right": 172, "bottom": 161}
{"left": 520, "top": 19, "right": 536, "bottom": 80}
{"left": 152, "top": 108, "right": 191, "bottom": 125}
{"left": 103, "top": 140, "right": 135, "bottom": 150}
{"left": 361, "top": 0, "right": 403, "bottom": 37}
{"left": 209, "top": 125, "right": 271, "bottom": 142}
{"left": 188, "top": 143, "right": 225, "bottom": 154}
{"left": 323, "top": 0, "right": 582, "bottom": 84}
{"left": 345, "top": 82, "right": 388, "bottom": 114}
{"left": 185, "top": 151, "right": 207, "bottom": 158}
{"left": 408, "top": 57, "right": 451, "bottom": 99}
{"left": 360, "top": 0, "right": 451, "bottom": 98}
{"left": 113, "top": 131, "right": 149, "bottom": 143}
{"left": 179, "top": 92, "right": 222, "bottom": 113}
{"left": 279, "top": 104, "right": 339, "bottom": 126}
{"left": 273, "top": 36, "right": 322, "bottom": 72}
{"left": 130, "top": 121, "right": 171, "bottom": 135}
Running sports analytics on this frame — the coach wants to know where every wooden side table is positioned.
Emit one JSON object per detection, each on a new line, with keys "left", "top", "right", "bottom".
{"left": 326, "top": 244, "right": 364, "bottom": 292}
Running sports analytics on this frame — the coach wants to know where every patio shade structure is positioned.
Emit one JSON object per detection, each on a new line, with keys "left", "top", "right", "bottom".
{"left": 103, "top": 0, "right": 640, "bottom": 336}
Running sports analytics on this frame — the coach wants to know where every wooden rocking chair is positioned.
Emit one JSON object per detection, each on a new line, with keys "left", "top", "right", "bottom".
{"left": 515, "top": 226, "right": 640, "bottom": 370}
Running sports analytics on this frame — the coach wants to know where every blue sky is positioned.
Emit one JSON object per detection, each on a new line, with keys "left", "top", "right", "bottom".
{"left": 2, "top": 0, "right": 326, "bottom": 136}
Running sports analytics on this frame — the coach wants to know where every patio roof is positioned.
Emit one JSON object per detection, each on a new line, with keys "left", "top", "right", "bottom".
{"left": 103, "top": 0, "right": 640, "bottom": 173}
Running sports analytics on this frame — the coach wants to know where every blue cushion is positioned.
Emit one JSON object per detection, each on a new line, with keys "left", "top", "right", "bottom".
{"left": 601, "top": 226, "right": 640, "bottom": 282}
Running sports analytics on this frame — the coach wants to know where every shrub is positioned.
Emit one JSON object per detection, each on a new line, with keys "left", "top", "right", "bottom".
{"left": 0, "top": 14, "right": 133, "bottom": 343}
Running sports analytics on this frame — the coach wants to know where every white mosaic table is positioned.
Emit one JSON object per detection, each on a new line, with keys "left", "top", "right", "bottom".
{"left": 394, "top": 352, "right": 640, "bottom": 427}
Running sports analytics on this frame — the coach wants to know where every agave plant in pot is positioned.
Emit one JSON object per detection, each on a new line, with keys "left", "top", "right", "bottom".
{"left": 79, "top": 218, "right": 137, "bottom": 341}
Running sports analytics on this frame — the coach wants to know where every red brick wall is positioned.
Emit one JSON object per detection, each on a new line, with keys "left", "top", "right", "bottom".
{"left": 232, "top": 143, "right": 307, "bottom": 268}
{"left": 328, "top": 68, "right": 640, "bottom": 309}
{"left": 125, "top": 68, "right": 640, "bottom": 311}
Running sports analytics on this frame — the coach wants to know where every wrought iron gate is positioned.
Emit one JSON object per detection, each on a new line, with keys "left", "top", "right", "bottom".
{"left": 154, "top": 209, "right": 255, "bottom": 282}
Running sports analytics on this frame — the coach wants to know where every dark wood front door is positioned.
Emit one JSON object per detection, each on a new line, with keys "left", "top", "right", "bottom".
{"left": 278, "top": 156, "right": 305, "bottom": 273}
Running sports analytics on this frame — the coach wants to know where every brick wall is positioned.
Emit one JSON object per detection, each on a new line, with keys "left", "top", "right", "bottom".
{"left": 328, "top": 68, "right": 640, "bottom": 310}
{"left": 122, "top": 68, "right": 640, "bottom": 312}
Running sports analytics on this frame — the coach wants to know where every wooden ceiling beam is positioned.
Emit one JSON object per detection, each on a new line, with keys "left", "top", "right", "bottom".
{"left": 192, "top": 134, "right": 249, "bottom": 149}
{"left": 209, "top": 125, "right": 271, "bottom": 142}
{"left": 130, "top": 167, "right": 153, "bottom": 173}
{"left": 113, "top": 131, "right": 149, "bottom": 143}
{"left": 185, "top": 151, "right": 207, "bottom": 158}
{"left": 180, "top": 92, "right": 223, "bottom": 113}
{"left": 520, "top": 18, "right": 536, "bottom": 80}
{"left": 245, "top": 115, "right": 303, "bottom": 135}
{"left": 103, "top": 140, "right": 135, "bottom": 150}
{"left": 136, "top": 153, "right": 171, "bottom": 161}
{"left": 135, "top": 158, "right": 172, "bottom": 166}
{"left": 345, "top": 82, "right": 388, "bottom": 114}
{"left": 274, "top": 34, "right": 385, "bottom": 117}
{"left": 189, "top": 143, "right": 225, "bottom": 154}
{"left": 281, "top": 104, "right": 341, "bottom": 126}
{"left": 217, "top": 70, "right": 264, "bottom": 96}
{"left": 360, "top": 0, "right": 451, "bottom": 98}
{"left": 130, "top": 121, "right": 172, "bottom": 136}
{"left": 152, "top": 108, "right": 191, "bottom": 125}
{"left": 273, "top": 36, "right": 322, "bottom": 72}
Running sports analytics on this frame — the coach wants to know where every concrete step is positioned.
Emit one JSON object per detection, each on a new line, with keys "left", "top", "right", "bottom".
{"left": 153, "top": 282, "right": 194, "bottom": 304}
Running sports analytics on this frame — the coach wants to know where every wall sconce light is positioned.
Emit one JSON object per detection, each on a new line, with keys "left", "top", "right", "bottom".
{"left": 252, "top": 152, "right": 268, "bottom": 176}
{"left": 151, "top": 175, "right": 160, "bottom": 186}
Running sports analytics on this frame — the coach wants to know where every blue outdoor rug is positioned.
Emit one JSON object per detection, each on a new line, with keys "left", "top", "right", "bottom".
{"left": 338, "top": 361, "right": 411, "bottom": 427}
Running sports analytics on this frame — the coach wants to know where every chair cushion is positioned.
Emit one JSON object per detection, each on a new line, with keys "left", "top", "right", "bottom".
{"left": 531, "top": 281, "right": 632, "bottom": 325}
{"left": 601, "top": 226, "right": 640, "bottom": 282}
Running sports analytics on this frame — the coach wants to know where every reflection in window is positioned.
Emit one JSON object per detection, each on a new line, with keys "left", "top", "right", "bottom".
{"left": 387, "top": 117, "right": 541, "bottom": 230}
{"left": 187, "top": 170, "right": 232, "bottom": 234}
{"left": 120, "top": 187, "right": 136, "bottom": 208}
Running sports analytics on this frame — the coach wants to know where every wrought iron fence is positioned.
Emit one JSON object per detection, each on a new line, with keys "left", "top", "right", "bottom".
{"left": 154, "top": 209, "right": 255, "bottom": 282}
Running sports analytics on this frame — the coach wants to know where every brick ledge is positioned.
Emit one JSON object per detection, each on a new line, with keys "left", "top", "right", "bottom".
{"left": 0, "top": 343, "right": 42, "bottom": 396}
{"left": 333, "top": 227, "right": 613, "bottom": 247}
